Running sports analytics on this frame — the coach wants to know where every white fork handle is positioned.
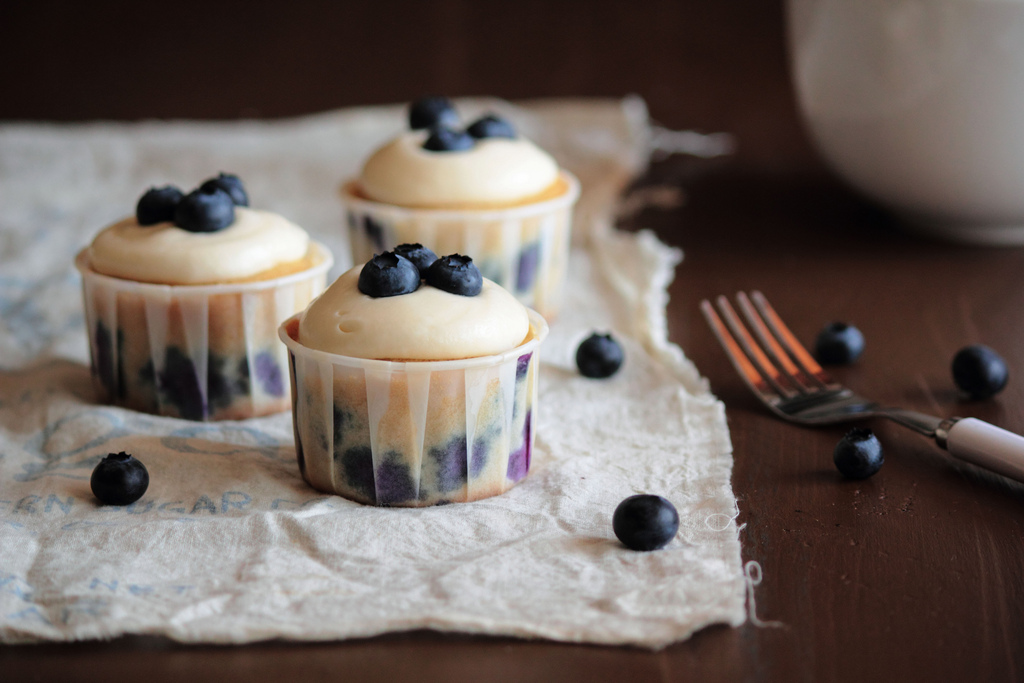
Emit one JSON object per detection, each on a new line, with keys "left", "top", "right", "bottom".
{"left": 945, "top": 418, "right": 1024, "bottom": 483}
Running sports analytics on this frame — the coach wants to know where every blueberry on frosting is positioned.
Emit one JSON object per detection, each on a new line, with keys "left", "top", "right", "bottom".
{"left": 409, "top": 96, "right": 460, "bottom": 131}
{"left": 393, "top": 243, "right": 438, "bottom": 276}
{"left": 423, "top": 126, "right": 475, "bottom": 152}
{"left": 174, "top": 186, "right": 236, "bottom": 233}
{"left": 358, "top": 252, "right": 421, "bottom": 297}
{"left": 200, "top": 172, "right": 249, "bottom": 207}
{"left": 425, "top": 254, "right": 483, "bottom": 296}
{"left": 136, "top": 186, "right": 184, "bottom": 225}
{"left": 466, "top": 114, "right": 516, "bottom": 140}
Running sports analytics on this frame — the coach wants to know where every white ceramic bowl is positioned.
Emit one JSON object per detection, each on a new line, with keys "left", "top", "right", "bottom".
{"left": 787, "top": 0, "right": 1024, "bottom": 244}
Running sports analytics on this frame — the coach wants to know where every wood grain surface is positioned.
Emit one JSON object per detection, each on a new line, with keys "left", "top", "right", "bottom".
{"left": 3, "top": 2, "right": 1023, "bottom": 681}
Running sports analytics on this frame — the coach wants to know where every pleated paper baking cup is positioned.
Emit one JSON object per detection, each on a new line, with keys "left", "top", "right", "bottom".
{"left": 341, "top": 171, "right": 579, "bottom": 319}
{"left": 279, "top": 310, "right": 548, "bottom": 506}
{"left": 76, "top": 243, "right": 332, "bottom": 421}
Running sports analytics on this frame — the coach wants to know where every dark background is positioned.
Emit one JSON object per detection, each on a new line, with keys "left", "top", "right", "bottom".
{"left": 0, "top": 0, "right": 817, "bottom": 174}
{"left": 5, "top": 2, "right": 1024, "bottom": 682}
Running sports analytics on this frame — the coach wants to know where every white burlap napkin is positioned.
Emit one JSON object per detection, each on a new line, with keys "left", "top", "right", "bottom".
{"left": 0, "top": 99, "right": 745, "bottom": 647}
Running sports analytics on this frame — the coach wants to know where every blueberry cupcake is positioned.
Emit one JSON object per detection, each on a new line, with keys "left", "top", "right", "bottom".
{"left": 280, "top": 245, "right": 547, "bottom": 506}
{"left": 77, "top": 174, "right": 333, "bottom": 420}
{"left": 341, "top": 97, "right": 580, "bottom": 319}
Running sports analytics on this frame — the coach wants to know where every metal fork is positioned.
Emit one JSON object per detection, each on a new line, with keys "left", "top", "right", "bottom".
{"left": 701, "top": 291, "right": 1024, "bottom": 484}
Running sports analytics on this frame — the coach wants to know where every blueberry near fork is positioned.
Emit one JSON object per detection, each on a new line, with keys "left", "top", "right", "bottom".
{"left": 814, "top": 322, "right": 864, "bottom": 365}
{"left": 833, "top": 427, "right": 884, "bottom": 479}
{"left": 952, "top": 344, "right": 1008, "bottom": 400}
{"left": 701, "top": 290, "right": 1024, "bottom": 485}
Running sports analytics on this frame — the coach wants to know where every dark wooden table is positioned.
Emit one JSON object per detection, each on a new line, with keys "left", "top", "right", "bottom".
{"left": 3, "top": 2, "right": 1023, "bottom": 681}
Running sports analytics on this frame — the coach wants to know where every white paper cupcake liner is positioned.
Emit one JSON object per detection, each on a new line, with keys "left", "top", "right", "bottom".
{"left": 279, "top": 310, "right": 548, "bottom": 506}
{"left": 341, "top": 172, "right": 580, "bottom": 319}
{"left": 76, "top": 243, "right": 333, "bottom": 421}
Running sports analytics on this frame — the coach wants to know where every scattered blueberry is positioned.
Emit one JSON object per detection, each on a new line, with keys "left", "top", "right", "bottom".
{"left": 814, "top": 322, "right": 865, "bottom": 365}
{"left": 423, "top": 126, "right": 476, "bottom": 152}
{"left": 425, "top": 254, "right": 483, "bottom": 296}
{"left": 358, "top": 252, "right": 421, "bottom": 297}
{"left": 136, "top": 186, "right": 184, "bottom": 225}
{"left": 408, "top": 96, "right": 460, "bottom": 130}
{"left": 576, "top": 333, "right": 624, "bottom": 378}
{"left": 613, "top": 495, "right": 679, "bottom": 551}
{"left": 199, "top": 172, "right": 249, "bottom": 207}
{"left": 466, "top": 114, "right": 517, "bottom": 139}
{"left": 90, "top": 452, "right": 150, "bottom": 505}
{"left": 833, "top": 427, "right": 884, "bottom": 479}
{"left": 952, "top": 344, "right": 1009, "bottom": 400}
{"left": 174, "top": 186, "right": 235, "bottom": 233}
{"left": 393, "top": 243, "right": 438, "bottom": 276}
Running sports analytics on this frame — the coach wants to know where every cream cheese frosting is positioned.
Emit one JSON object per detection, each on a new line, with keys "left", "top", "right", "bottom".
{"left": 87, "top": 208, "right": 311, "bottom": 284}
{"left": 358, "top": 131, "right": 560, "bottom": 208}
{"left": 298, "top": 265, "right": 530, "bottom": 360}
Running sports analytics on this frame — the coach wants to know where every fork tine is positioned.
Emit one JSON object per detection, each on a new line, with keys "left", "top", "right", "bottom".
{"left": 700, "top": 299, "right": 784, "bottom": 403}
{"left": 749, "top": 291, "right": 835, "bottom": 389}
{"left": 706, "top": 296, "right": 798, "bottom": 399}
{"left": 736, "top": 292, "right": 817, "bottom": 393}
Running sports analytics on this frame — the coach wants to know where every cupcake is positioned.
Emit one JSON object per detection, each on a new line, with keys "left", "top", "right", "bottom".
{"left": 280, "top": 245, "right": 548, "bottom": 506}
{"left": 341, "top": 97, "right": 580, "bottom": 318}
{"left": 77, "top": 174, "right": 333, "bottom": 420}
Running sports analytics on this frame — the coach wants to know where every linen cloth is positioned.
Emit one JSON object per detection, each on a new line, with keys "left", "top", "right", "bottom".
{"left": 0, "top": 98, "right": 746, "bottom": 647}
